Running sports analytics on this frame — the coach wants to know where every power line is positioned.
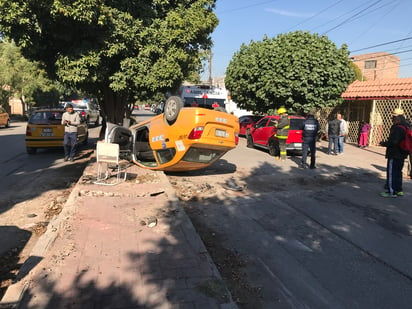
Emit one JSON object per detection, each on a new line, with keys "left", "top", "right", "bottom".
{"left": 283, "top": 0, "right": 344, "bottom": 32}
{"left": 217, "top": 0, "right": 281, "bottom": 14}
{"left": 349, "top": 0, "right": 401, "bottom": 44}
{"left": 322, "top": 0, "right": 384, "bottom": 35}
{"left": 350, "top": 37, "right": 412, "bottom": 53}
{"left": 351, "top": 48, "right": 412, "bottom": 61}
{"left": 312, "top": 0, "right": 379, "bottom": 32}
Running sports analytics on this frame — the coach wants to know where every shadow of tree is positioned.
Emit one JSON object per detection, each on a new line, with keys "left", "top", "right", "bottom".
{"left": 4, "top": 134, "right": 412, "bottom": 309}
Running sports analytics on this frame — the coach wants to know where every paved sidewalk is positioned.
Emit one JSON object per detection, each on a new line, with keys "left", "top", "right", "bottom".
{"left": 1, "top": 159, "right": 237, "bottom": 308}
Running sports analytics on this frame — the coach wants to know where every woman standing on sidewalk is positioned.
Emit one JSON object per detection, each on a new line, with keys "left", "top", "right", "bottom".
{"left": 358, "top": 121, "right": 371, "bottom": 148}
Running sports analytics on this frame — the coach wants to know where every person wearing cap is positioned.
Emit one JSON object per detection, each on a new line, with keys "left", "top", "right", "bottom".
{"left": 379, "top": 108, "right": 409, "bottom": 197}
{"left": 61, "top": 103, "right": 81, "bottom": 161}
{"left": 275, "top": 107, "right": 290, "bottom": 160}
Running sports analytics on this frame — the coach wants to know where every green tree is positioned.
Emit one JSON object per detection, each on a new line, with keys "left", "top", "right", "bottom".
{"left": 0, "top": 41, "right": 58, "bottom": 113}
{"left": 350, "top": 61, "right": 364, "bottom": 81}
{"left": 225, "top": 31, "right": 355, "bottom": 115}
{"left": 0, "top": 0, "right": 218, "bottom": 124}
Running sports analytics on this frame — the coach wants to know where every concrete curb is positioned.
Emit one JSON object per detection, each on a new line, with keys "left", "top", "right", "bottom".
{"left": 0, "top": 162, "right": 88, "bottom": 308}
{"left": 1, "top": 157, "right": 237, "bottom": 308}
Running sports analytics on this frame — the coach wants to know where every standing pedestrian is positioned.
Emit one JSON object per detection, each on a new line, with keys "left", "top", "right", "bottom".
{"left": 380, "top": 109, "right": 409, "bottom": 197}
{"left": 61, "top": 103, "right": 81, "bottom": 161}
{"left": 275, "top": 107, "right": 290, "bottom": 160}
{"left": 326, "top": 114, "right": 341, "bottom": 155}
{"left": 337, "top": 113, "right": 347, "bottom": 154}
{"left": 358, "top": 121, "right": 371, "bottom": 148}
{"left": 300, "top": 111, "right": 320, "bottom": 169}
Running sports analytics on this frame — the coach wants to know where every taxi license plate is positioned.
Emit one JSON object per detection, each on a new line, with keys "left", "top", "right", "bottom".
{"left": 41, "top": 128, "right": 54, "bottom": 137}
{"left": 215, "top": 129, "right": 228, "bottom": 138}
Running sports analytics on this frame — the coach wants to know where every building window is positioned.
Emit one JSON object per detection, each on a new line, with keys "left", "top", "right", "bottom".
{"left": 364, "top": 60, "right": 377, "bottom": 69}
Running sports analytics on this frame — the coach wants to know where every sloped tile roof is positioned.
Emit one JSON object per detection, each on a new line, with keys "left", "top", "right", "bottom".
{"left": 342, "top": 77, "right": 412, "bottom": 100}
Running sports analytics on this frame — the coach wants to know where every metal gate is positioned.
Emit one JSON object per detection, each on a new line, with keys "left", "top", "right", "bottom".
{"left": 318, "top": 99, "right": 412, "bottom": 146}
{"left": 370, "top": 99, "right": 412, "bottom": 146}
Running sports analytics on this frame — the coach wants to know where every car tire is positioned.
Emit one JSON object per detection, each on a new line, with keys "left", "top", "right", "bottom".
{"left": 5, "top": 120, "right": 10, "bottom": 128}
{"left": 268, "top": 138, "right": 279, "bottom": 156}
{"left": 246, "top": 134, "right": 254, "bottom": 148}
{"left": 164, "top": 96, "right": 183, "bottom": 125}
{"left": 26, "top": 147, "right": 37, "bottom": 154}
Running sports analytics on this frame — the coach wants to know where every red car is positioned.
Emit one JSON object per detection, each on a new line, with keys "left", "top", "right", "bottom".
{"left": 246, "top": 115, "right": 305, "bottom": 156}
{"left": 238, "top": 115, "right": 263, "bottom": 136}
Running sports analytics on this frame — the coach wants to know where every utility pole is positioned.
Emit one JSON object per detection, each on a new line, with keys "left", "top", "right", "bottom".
{"left": 208, "top": 51, "right": 213, "bottom": 86}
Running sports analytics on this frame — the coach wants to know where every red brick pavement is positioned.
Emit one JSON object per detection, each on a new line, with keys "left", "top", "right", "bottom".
{"left": 1, "top": 162, "right": 236, "bottom": 309}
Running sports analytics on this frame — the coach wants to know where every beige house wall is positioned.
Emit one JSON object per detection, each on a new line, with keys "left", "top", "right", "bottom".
{"left": 351, "top": 52, "right": 400, "bottom": 81}
{"left": 9, "top": 98, "right": 23, "bottom": 115}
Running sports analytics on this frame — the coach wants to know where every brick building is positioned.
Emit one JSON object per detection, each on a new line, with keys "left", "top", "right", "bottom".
{"left": 351, "top": 52, "right": 400, "bottom": 81}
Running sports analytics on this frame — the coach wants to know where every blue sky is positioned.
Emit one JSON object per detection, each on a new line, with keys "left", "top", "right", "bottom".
{"left": 203, "top": 0, "right": 412, "bottom": 80}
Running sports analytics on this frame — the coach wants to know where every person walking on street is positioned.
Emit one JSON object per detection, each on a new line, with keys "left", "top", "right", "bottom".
{"left": 337, "top": 113, "right": 347, "bottom": 154}
{"left": 300, "top": 112, "right": 319, "bottom": 169}
{"left": 359, "top": 121, "right": 371, "bottom": 148}
{"left": 61, "top": 103, "right": 81, "bottom": 161}
{"left": 326, "top": 114, "right": 341, "bottom": 155}
{"left": 275, "top": 107, "right": 290, "bottom": 160}
{"left": 380, "top": 109, "right": 409, "bottom": 197}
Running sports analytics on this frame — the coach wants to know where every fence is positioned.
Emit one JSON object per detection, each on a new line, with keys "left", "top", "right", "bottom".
{"left": 317, "top": 99, "right": 412, "bottom": 146}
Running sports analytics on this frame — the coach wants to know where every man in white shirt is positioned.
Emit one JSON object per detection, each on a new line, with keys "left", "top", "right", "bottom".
{"left": 61, "top": 104, "right": 81, "bottom": 161}
{"left": 337, "top": 113, "right": 347, "bottom": 154}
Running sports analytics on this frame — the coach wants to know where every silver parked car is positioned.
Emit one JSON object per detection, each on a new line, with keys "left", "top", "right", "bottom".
{"left": 60, "top": 98, "right": 100, "bottom": 126}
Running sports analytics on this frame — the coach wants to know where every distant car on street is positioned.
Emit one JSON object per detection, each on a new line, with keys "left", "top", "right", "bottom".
{"left": 60, "top": 99, "right": 100, "bottom": 126}
{"left": 246, "top": 115, "right": 305, "bottom": 156}
{"left": 238, "top": 115, "right": 263, "bottom": 136}
{"left": 106, "top": 96, "right": 239, "bottom": 172}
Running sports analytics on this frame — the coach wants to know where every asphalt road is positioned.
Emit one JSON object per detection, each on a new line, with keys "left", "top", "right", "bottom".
{"left": 167, "top": 136, "right": 412, "bottom": 308}
{"left": 0, "top": 120, "right": 102, "bottom": 299}
{"left": 2, "top": 112, "right": 412, "bottom": 308}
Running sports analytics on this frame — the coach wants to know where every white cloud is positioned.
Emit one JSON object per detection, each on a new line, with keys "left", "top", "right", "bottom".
{"left": 265, "top": 8, "right": 312, "bottom": 18}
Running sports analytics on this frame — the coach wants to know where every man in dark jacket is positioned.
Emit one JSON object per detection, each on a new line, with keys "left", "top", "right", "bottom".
{"left": 300, "top": 112, "right": 320, "bottom": 169}
{"left": 380, "top": 109, "right": 409, "bottom": 197}
{"left": 275, "top": 107, "right": 290, "bottom": 160}
{"left": 326, "top": 114, "right": 341, "bottom": 155}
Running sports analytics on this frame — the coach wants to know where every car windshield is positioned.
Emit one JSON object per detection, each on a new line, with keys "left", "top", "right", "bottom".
{"left": 290, "top": 118, "right": 305, "bottom": 130}
{"left": 183, "top": 97, "right": 225, "bottom": 109}
{"left": 29, "top": 111, "right": 63, "bottom": 125}
{"left": 72, "top": 105, "right": 87, "bottom": 110}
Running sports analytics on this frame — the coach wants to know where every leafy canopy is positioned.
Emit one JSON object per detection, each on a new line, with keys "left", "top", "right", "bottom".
{"left": 225, "top": 31, "right": 355, "bottom": 115}
{"left": 0, "top": 40, "right": 59, "bottom": 108}
{"left": 0, "top": 0, "right": 218, "bottom": 123}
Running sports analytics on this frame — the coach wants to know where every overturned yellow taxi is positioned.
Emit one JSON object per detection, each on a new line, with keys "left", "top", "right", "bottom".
{"left": 106, "top": 96, "right": 239, "bottom": 172}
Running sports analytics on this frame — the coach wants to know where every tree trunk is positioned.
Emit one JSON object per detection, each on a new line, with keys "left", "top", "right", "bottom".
{"left": 101, "top": 88, "right": 128, "bottom": 125}
{"left": 98, "top": 88, "right": 129, "bottom": 139}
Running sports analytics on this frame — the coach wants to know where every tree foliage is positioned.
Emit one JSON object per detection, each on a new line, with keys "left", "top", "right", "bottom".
{"left": 350, "top": 61, "right": 364, "bottom": 81}
{"left": 0, "top": 41, "right": 59, "bottom": 111}
{"left": 0, "top": 0, "right": 218, "bottom": 124}
{"left": 225, "top": 31, "right": 355, "bottom": 115}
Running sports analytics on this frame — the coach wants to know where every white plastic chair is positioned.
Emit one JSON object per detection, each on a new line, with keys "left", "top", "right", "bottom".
{"left": 94, "top": 141, "right": 128, "bottom": 185}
